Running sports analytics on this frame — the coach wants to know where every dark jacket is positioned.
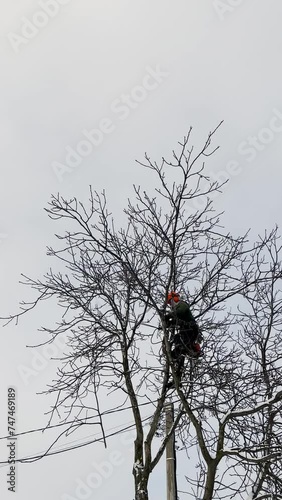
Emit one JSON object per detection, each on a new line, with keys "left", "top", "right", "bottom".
{"left": 166, "top": 300, "right": 195, "bottom": 326}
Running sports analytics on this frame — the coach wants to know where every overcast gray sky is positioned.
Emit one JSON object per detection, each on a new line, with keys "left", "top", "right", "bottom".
{"left": 1, "top": 1, "right": 282, "bottom": 499}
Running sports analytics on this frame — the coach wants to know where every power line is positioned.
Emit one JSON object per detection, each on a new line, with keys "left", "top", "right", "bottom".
{"left": 0, "top": 388, "right": 182, "bottom": 468}
{"left": 1, "top": 393, "right": 183, "bottom": 467}
{"left": 0, "top": 395, "right": 181, "bottom": 441}
{"left": 0, "top": 414, "right": 99, "bottom": 441}
{"left": 0, "top": 412, "right": 159, "bottom": 467}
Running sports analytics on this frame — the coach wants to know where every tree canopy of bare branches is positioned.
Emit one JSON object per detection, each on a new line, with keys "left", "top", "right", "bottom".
{"left": 3, "top": 125, "right": 282, "bottom": 500}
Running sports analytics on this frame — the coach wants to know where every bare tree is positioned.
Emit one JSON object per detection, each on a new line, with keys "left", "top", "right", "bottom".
{"left": 2, "top": 125, "right": 282, "bottom": 500}
{"left": 174, "top": 228, "right": 282, "bottom": 499}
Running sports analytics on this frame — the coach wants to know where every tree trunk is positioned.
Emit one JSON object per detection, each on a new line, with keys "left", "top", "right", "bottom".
{"left": 133, "top": 465, "right": 149, "bottom": 500}
{"left": 202, "top": 462, "right": 217, "bottom": 500}
{"left": 135, "top": 484, "right": 149, "bottom": 500}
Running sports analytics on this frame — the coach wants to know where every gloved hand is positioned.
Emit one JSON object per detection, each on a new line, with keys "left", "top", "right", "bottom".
{"left": 164, "top": 314, "right": 173, "bottom": 326}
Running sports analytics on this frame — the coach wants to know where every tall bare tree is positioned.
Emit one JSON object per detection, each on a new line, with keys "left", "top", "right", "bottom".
{"left": 3, "top": 125, "right": 282, "bottom": 500}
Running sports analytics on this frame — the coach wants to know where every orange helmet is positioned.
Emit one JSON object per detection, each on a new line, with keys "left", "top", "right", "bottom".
{"left": 167, "top": 291, "right": 180, "bottom": 303}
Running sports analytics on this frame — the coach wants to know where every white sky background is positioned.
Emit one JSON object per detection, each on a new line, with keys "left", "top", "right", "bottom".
{"left": 0, "top": 0, "right": 282, "bottom": 498}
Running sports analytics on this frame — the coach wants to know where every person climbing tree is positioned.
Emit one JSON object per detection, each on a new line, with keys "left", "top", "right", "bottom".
{"left": 164, "top": 291, "right": 201, "bottom": 383}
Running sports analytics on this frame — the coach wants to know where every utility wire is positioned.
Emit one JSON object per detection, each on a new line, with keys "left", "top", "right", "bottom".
{"left": 0, "top": 395, "right": 181, "bottom": 441}
{"left": 0, "top": 416, "right": 152, "bottom": 467}
{"left": 0, "top": 396, "right": 182, "bottom": 467}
